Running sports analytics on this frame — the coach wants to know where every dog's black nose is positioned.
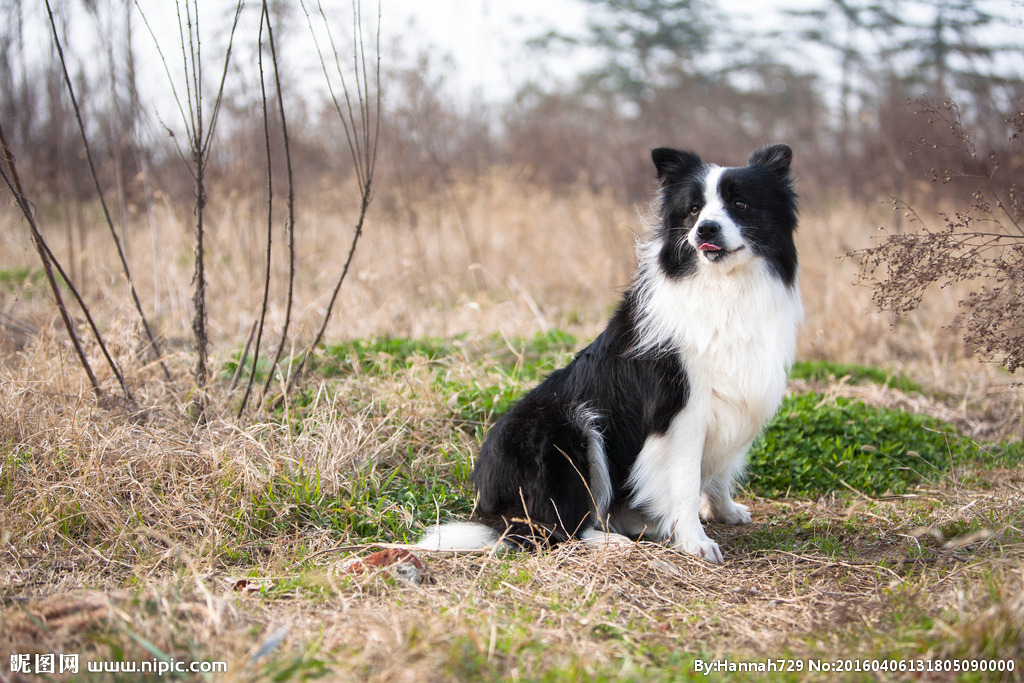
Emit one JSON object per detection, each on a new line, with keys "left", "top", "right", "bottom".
{"left": 696, "top": 221, "right": 720, "bottom": 240}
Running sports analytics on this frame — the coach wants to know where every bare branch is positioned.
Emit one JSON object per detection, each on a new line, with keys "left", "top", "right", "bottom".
{"left": 281, "top": 0, "right": 381, "bottom": 400}
{"left": 259, "top": 0, "right": 298, "bottom": 402}
{"left": 0, "top": 121, "right": 120, "bottom": 402}
{"left": 239, "top": 4, "right": 279, "bottom": 417}
{"left": 151, "top": 0, "right": 245, "bottom": 407}
{"left": 203, "top": 2, "right": 244, "bottom": 155}
{"left": 300, "top": 0, "right": 363, "bottom": 185}
{"left": 133, "top": 1, "right": 190, "bottom": 149}
{"left": 44, "top": 0, "right": 171, "bottom": 382}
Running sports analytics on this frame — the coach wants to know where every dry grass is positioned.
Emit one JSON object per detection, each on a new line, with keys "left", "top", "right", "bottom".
{"left": 2, "top": 431, "right": 1021, "bottom": 682}
{"left": 1, "top": 173, "right": 1022, "bottom": 680}
{"left": 1, "top": 171, "right": 1007, "bottom": 379}
{"left": 0, "top": 172, "right": 634, "bottom": 345}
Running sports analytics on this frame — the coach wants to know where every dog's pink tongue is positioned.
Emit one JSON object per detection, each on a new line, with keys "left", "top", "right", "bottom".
{"left": 699, "top": 243, "right": 722, "bottom": 252}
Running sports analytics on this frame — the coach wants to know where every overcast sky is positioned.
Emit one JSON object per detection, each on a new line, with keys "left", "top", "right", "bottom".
{"left": 10, "top": 0, "right": 1023, "bottom": 123}
{"left": 385, "top": 0, "right": 819, "bottom": 104}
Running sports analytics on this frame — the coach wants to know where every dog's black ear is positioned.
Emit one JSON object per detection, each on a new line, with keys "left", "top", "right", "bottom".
{"left": 748, "top": 144, "right": 792, "bottom": 176}
{"left": 652, "top": 147, "right": 703, "bottom": 183}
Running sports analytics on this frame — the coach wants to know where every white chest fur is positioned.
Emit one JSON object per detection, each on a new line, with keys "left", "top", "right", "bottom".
{"left": 634, "top": 252, "right": 803, "bottom": 467}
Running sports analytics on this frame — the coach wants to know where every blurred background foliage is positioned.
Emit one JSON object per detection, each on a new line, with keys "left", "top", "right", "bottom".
{"left": 2, "top": 0, "right": 1020, "bottom": 208}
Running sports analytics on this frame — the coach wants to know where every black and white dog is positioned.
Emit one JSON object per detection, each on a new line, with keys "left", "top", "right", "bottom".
{"left": 418, "top": 144, "right": 802, "bottom": 563}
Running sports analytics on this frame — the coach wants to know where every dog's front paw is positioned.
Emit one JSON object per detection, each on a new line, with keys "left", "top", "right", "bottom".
{"left": 673, "top": 533, "right": 724, "bottom": 564}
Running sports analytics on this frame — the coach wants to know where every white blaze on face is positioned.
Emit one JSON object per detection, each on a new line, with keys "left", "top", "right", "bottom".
{"left": 688, "top": 166, "right": 745, "bottom": 256}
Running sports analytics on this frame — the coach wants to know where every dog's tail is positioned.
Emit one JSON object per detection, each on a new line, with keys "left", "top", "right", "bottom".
{"left": 416, "top": 517, "right": 576, "bottom": 551}
{"left": 414, "top": 521, "right": 500, "bottom": 551}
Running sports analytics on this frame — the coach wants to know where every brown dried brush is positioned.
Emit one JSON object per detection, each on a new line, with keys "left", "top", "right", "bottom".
{"left": 849, "top": 98, "right": 1024, "bottom": 373}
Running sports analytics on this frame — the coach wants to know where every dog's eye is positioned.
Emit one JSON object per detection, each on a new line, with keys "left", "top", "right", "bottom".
{"left": 688, "top": 205, "right": 700, "bottom": 216}
{"left": 733, "top": 200, "right": 748, "bottom": 210}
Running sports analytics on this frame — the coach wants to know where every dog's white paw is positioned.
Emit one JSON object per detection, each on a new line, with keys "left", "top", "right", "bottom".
{"left": 717, "top": 501, "right": 752, "bottom": 525}
{"left": 673, "top": 533, "right": 724, "bottom": 564}
{"left": 701, "top": 498, "right": 752, "bottom": 525}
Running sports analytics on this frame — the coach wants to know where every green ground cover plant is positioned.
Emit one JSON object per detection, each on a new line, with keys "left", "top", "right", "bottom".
{"left": 746, "top": 392, "right": 1021, "bottom": 497}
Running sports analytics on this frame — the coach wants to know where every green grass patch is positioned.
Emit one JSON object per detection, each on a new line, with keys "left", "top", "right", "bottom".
{"left": 746, "top": 393, "right": 1018, "bottom": 497}
{"left": 319, "top": 336, "right": 455, "bottom": 377}
{"left": 0, "top": 265, "right": 35, "bottom": 288}
{"left": 317, "top": 329, "right": 579, "bottom": 385}
{"left": 790, "top": 360, "right": 922, "bottom": 394}
{"left": 0, "top": 265, "right": 52, "bottom": 293}
{"left": 229, "top": 447, "right": 475, "bottom": 544}
{"left": 224, "top": 330, "right": 579, "bottom": 386}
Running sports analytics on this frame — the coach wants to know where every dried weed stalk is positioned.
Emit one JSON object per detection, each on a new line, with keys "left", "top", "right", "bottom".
{"left": 257, "top": 0, "right": 298, "bottom": 405}
{"left": 137, "top": 0, "right": 244, "bottom": 405}
{"left": 237, "top": 1, "right": 296, "bottom": 417}
{"left": 281, "top": 0, "right": 381, "bottom": 401}
{"left": 44, "top": 0, "right": 171, "bottom": 383}
{"left": 850, "top": 98, "right": 1024, "bottom": 372}
{"left": 0, "top": 120, "right": 133, "bottom": 405}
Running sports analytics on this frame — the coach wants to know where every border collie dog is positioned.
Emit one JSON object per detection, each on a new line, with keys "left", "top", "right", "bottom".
{"left": 418, "top": 144, "right": 802, "bottom": 563}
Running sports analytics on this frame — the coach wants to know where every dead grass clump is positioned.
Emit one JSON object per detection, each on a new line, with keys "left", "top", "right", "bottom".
{"left": 0, "top": 336, "right": 473, "bottom": 599}
{"left": 938, "top": 575, "right": 1024, "bottom": 663}
{"left": 1, "top": 586, "right": 249, "bottom": 681}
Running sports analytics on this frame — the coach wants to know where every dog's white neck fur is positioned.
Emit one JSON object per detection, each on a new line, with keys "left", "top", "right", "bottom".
{"left": 632, "top": 238, "right": 803, "bottom": 362}
{"left": 632, "top": 222, "right": 802, "bottom": 458}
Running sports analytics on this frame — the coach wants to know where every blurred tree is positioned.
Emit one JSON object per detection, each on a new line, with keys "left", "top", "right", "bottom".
{"left": 519, "top": 0, "right": 829, "bottom": 198}
{"left": 530, "top": 0, "right": 719, "bottom": 111}
{"left": 888, "top": 0, "right": 1020, "bottom": 99}
{"left": 784, "top": 0, "right": 900, "bottom": 193}
{"left": 780, "top": 0, "right": 1022, "bottom": 200}
{"left": 886, "top": 0, "right": 1024, "bottom": 155}
{"left": 0, "top": 0, "right": 31, "bottom": 157}
{"left": 782, "top": 0, "right": 1020, "bottom": 119}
